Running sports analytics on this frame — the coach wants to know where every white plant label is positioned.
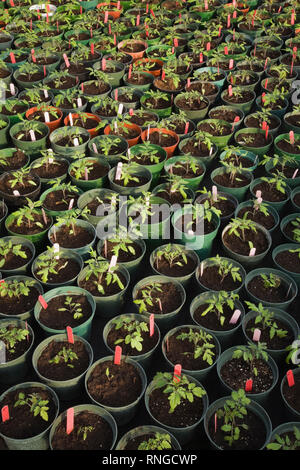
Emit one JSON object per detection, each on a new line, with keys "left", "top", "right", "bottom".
{"left": 212, "top": 185, "right": 218, "bottom": 202}
{"left": 200, "top": 262, "right": 204, "bottom": 276}
{"left": 255, "top": 190, "right": 262, "bottom": 198}
{"left": 44, "top": 89, "right": 49, "bottom": 98}
{"left": 77, "top": 98, "right": 82, "bottom": 107}
{"left": 68, "top": 199, "right": 74, "bottom": 210}
{"left": 253, "top": 328, "right": 261, "bottom": 342}
{"left": 147, "top": 124, "right": 150, "bottom": 140}
{"left": 109, "top": 255, "right": 117, "bottom": 272}
{"left": 69, "top": 113, "right": 74, "bottom": 126}
{"left": 249, "top": 247, "right": 256, "bottom": 257}
{"left": 41, "top": 208, "right": 48, "bottom": 225}
{"left": 115, "top": 162, "right": 122, "bottom": 180}
{"left": 84, "top": 168, "right": 88, "bottom": 180}
{"left": 53, "top": 242, "right": 60, "bottom": 260}
{"left": 229, "top": 309, "right": 241, "bottom": 325}
{"left": 292, "top": 169, "right": 299, "bottom": 179}
{"left": 73, "top": 138, "right": 79, "bottom": 146}
{"left": 188, "top": 229, "right": 194, "bottom": 236}
{"left": 44, "top": 112, "right": 50, "bottom": 123}
{"left": 92, "top": 143, "right": 98, "bottom": 154}
{"left": 29, "top": 130, "right": 36, "bottom": 141}
{"left": 118, "top": 104, "right": 123, "bottom": 115}
{"left": 13, "top": 190, "right": 20, "bottom": 196}
{"left": 9, "top": 83, "right": 15, "bottom": 95}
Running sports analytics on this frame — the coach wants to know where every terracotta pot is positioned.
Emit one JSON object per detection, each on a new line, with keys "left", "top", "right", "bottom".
{"left": 134, "top": 58, "right": 163, "bottom": 77}
{"left": 96, "top": 2, "right": 123, "bottom": 18}
{"left": 118, "top": 40, "right": 148, "bottom": 61}
{"left": 64, "top": 112, "right": 102, "bottom": 139}
{"left": 104, "top": 122, "right": 141, "bottom": 147}
{"left": 25, "top": 106, "right": 63, "bottom": 134}
{"left": 141, "top": 127, "right": 179, "bottom": 158}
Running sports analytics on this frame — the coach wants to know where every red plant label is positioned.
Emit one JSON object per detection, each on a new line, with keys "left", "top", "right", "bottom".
{"left": 173, "top": 364, "right": 182, "bottom": 382}
{"left": 63, "top": 54, "right": 70, "bottom": 68}
{"left": 287, "top": 370, "right": 295, "bottom": 387}
{"left": 114, "top": 345, "right": 122, "bottom": 365}
{"left": 184, "top": 122, "right": 189, "bottom": 134}
{"left": 290, "top": 130, "right": 295, "bottom": 145}
{"left": 1, "top": 406, "right": 9, "bottom": 423}
{"left": 38, "top": 295, "right": 48, "bottom": 309}
{"left": 66, "top": 408, "right": 74, "bottom": 435}
{"left": 245, "top": 379, "right": 253, "bottom": 392}
{"left": 149, "top": 314, "right": 154, "bottom": 337}
{"left": 9, "top": 52, "right": 16, "bottom": 64}
{"left": 67, "top": 326, "right": 74, "bottom": 344}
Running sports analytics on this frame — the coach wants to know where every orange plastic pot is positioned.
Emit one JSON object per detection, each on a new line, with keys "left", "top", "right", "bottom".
{"left": 118, "top": 40, "right": 148, "bottom": 61}
{"left": 96, "top": 2, "right": 123, "bottom": 19}
{"left": 134, "top": 58, "right": 163, "bottom": 77}
{"left": 104, "top": 122, "right": 141, "bottom": 147}
{"left": 26, "top": 106, "right": 63, "bottom": 133}
{"left": 64, "top": 113, "right": 102, "bottom": 139}
{"left": 141, "top": 128, "right": 179, "bottom": 159}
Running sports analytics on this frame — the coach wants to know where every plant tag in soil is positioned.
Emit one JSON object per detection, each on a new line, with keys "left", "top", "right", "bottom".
{"left": 262, "top": 121, "right": 267, "bottom": 130}
{"left": 206, "top": 42, "right": 211, "bottom": 51}
{"left": 229, "top": 309, "right": 241, "bottom": 325}
{"left": 92, "top": 143, "right": 98, "bottom": 154}
{"left": 118, "top": 104, "right": 123, "bottom": 115}
{"left": 199, "top": 52, "right": 203, "bottom": 63}
{"left": 245, "top": 379, "right": 253, "bottom": 392}
{"left": 224, "top": 46, "right": 228, "bottom": 56}
{"left": 290, "top": 131, "right": 295, "bottom": 145}
{"left": 29, "top": 130, "right": 36, "bottom": 141}
{"left": 174, "top": 38, "right": 178, "bottom": 48}
{"left": 136, "top": 14, "right": 140, "bottom": 26}
{"left": 13, "top": 190, "right": 20, "bottom": 196}
{"left": 114, "top": 345, "right": 122, "bottom": 365}
{"left": 44, "top": 112, "right": 50, "bottom": 123}
{"left": 73, "top": 138, "right": 79, "bottom": 147}
{"left": 115, "top": 162, "right": 122, "bottom": 180}
{"left": 102, "top": 58, "right": 106, "bottom": 71}
{"left": 287, "top": 369, "right": 295, "bottom": 387}
{"left": 39, "top": 295, "right": 48, "bottom": 310}
{"left": 264, "top": 58, "right": 268, "bottom": 70}
{"left": 63, "top": 54, "right": 70, "bottom": 68}
{"left": 200, "top": 262, "right": 204, "bottom": 276}
{"left": 41, "top": 208, "right": 48, "bottom": 225}
{"left": 67, "top": 326, "right": 74, "bottom": 344}
{"left": 173, "top": 364, "right": 182, "bottom": 383}
{"left": 68, "top": 198, "right": 74, "bottom": 210}
{"left": 229, "top": 59, "right": 234, "bottom": 70}
{"left": 212, "top": 185, "right": 218, "bottom": 202}
{"left": 114, "top": 89, "right": 118, "bottom": 101}
{"left": 252, "top": 328, "right": 261, "bottom": 342}
{"left": 9, "top": 52, "right": 16, "bottom": 64}
{"left": 150, "top": 314, "right": 154, "bottom": 337}
{"left": 129, "top": 108, "right": 134, "bottom": 116}
{"left": 214, "top": 413, "right": 217, "bottom": 433}
{"left": 68, "top": 113, "right": 74, "bottom": 126}
{"left": 66, "top": 407, "right": 74, "bottom": 435}
{"left": 104, "top": 11, "right": 108, "bottom": 23}
{"left": 249, "top": 247, "right": 256, "bottom": 257}
{"left": 255, "top": 190, "right": 262, "bottom": 199}
{"left": 1, "top": 405, "right": 9, "bottom": 423}
{"left": 77, "top": 98, "right": 82, "bottom": 108}
{"left": 204, "top": 0, "right": 208, "bottom": 10}
{"left": 265, "top": 125, "right": 269, "bottom": 141}
{"left": 292, "top": 169, "right": 299, "bottom": 179}
{"left": 44, "top": 89, "right": 49, "bottom": 98}
{"left": 31, "top": 48, "right": 36, "bottom": 63}
{"left": 109, "top": 255, "right": 118, "bottom": 272}
{"left": 84, "top": 168, "right": 88, "bottom": 181}
{"left": 227, "top": 14, "right": 230, "bottom": 28}
{"left": 228, "top": 85, "right": 233, "bottom": 97}
{"left": 184, "top": 122, "right": 189, "bottom": 134}
{"left": 9, "top": 83, "right": 15, "bottom": 95}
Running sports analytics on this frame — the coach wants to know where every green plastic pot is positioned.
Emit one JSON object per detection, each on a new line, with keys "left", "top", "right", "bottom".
{"left": 274, "top": 133, "right": 300, "bottom": 161}
{"left": 48, "top": 219, "right": 96, "bottom": 260}
{"left": 272, "top": 243, "right": 300, "bottom": 287}
{"left": 149, "top": 243, "right": 199, "bottom": 288}
{"left": 29, "top": 51, "right": 61, "bottom": 73}
{"left": 32, "top": 333, "right": 93, "bottom": 400}
{"left": 77, "top": 264, "right": 130, "bottom": 319}
{"left": 283, "top": 112, "right": 300, "bottom": 134}
{"left": 0, "top": 382, "right": 59, "bottom": 450}
{"left": 210, "top": 166, "right": 253, "bottom": 202}
{"left": 97, "top": 236, "right": 146, "bottom": 279}
{"left": 221, "top": 89, "right": 256, "bottom": 114}
{"left": 49, "top": 126, "right": 90, "bottom": 158}
{"left": 173, "top": 93, "right": 209, "bottom": 122}
{"left": 242, "top": 308, "right": 299, "bottom": 363}
{"left": 103, "top": 313, "right": 160, "bottom": 370}
{"left": 204, "top": 395, "right": 272, "bottom": 450}
{"left": 190, "top": 291, "right": 245, "bottom": 349}
{"left": 123, "top": 71, "right": 154, "bottom": 91}
{"left": 208, "top": 105, "right": 244, "bottom": 130}
{"left": 244, "top": 113, "right": 281, "bottom": 137}
{"left": 0, "top": 171, "right": 41, "bottom": 210}
{"left": 151, "top": 183, "right": 195, "bottom": 207}
{"left": 9, "top": 121, "right": 49, "bottom": 157}
{"left": 234, "top": 127, "right": 273, "bottom": 156}
{"left": 140, "top": 93, "right": 172, "bottom": 119}
{"left": 193, "top": 66, "right": 227, "bottom": 88}
{"left": 145, "top": 45, "right": 176, "bottom": 63}
{"left": 195, "top": 191, "right": 238, "bottom": 226}
{"left": 164, "top": 155, "right": 206, "bottom": 189}
{"left": 5, "top": 210, "right": 53, "bottom": 248}
{"left": 40, "top": 185, "right": 83, "bottom": 218}
{"left": 195, "top": 256, "right": 246, "bottom": 295}
{"left": 108, "top": 165, "right": 152, "bottom": 196}
{"left": 291, "top": 186, "right": 300, "bottom": 212}
{"left": 77, "top": 187, "right": 119, "bottom": 227}
{"left": 219, "top": 148, "right": 258, "bottom": 172}
{"left": 196, "top": 119, "right": 233, "bottom": 149}
{"left": 110, "top": 87, "right": 143, "bottom": 111}
{"left": 85, "top": 355, "right": 147, "bottom": 426}
{"left": 266, "top": 422, "right": 300, "bottom": 450}
{"left": 234, "top": 200, "right": 280, "bottom": 233}
{"left": 0, "top": 114, "right": 10, "bottom": 149}
{"left": 0, "top": 199, "right": 7, "bottom": 232}
{"left": 280, "top": 368, "right": 300, "bottom": 420}
{"left": 81, "top": 80, "right": 112, "bottom": 102}
{"left": 128, "top": 143, "right": 167, "bottom": 187}
{"left": 264, "top": 160, "right": 300, "bottom": 189}
{"left": 281, "top": 212, "right": 300, "bottom": 243}
{"left": 0, "top": 318, "right": 34, "bottom": 384}
{"left": 179, "top": 138, "right": 218, "bottom": 168}
{"left": 88, "top": 135, "right": 128, "bottom": 166}
{"left": 64, "top": 29, "right": 91, "bottom": 46}
{"left": 29, "top": 156, "right": 69, "bottom": 187}
{"left": 255, "top": 95, "right": 289, "bottom": 119}
{"left": 0, "top": 32, "right": 13, "bottom": 51}
{"left": 132, "top": 274, "right": 186, "bottom": 331}
{"left": 250, "top": 178, "right": 291, "bottom": 213}
{"left": 144, "top": 372, "right": 208, "bottom": 445}
{"left": 115, "top": 424, "right": 181, "bottom": 450}
{"left": 221, "top": 221, "right": 272, "bottom": 267}
{"left": 32, "top": 248, "right": 83, "bottom": 289}
{"left": 68, "top": 156, "right": 110, "bottom": 190}
{"left": 172, "top": 205, "right": 221, "bottom": 259}
{"left": 52, "top": 94, "right": 88, "bottom": 115}
{"left": 93, "top": 60, "right": 125, "bottom": 88}
{"left": 33, "top": 286, "right": 96, "bottom": 340}
{"left": 245, "top": 268, "right": 298, "bottom": 312}
{"left": 0, "top": 236, "right": 35, "bottom": 276}
{"left": 13, "top": 68, "right": 45, "bottom": 90}
{"left": 162, "top": 324, "right": 221, "bottom": 382}
{"left": 0, "top": 148, "right": 29, "bottom": 175}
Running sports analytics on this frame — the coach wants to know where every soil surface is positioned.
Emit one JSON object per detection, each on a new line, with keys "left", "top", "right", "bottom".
{"left": 38, "top": 294, "right": 93, "bottom": 330}
{"left": 0, "top": 286, "right": 39, "bottom": 316}
{"left": 135, "top": 282, "right": 183, "bottom": 315}
{"left": 199, "top": 264, "right": 242, "bottom": 291}
{"left": 106, "top": 320, "right": 159, "bottom": 356}
{"left": 0, "top": 324, "right": 32, "bottom": 362}
{"left": 245, "top": 317, "right": 294, "bottom": 351}
{"left": 247, "top": 275, "right": 293, "bottom": 303}
{"left": 193, "top": 302, "right": 240, "bottom": 332}
{"left": 220, "top": 357, "right": 274, "bottom": 394}
{"left": 34, "top": 258, "right": 81, "bottom": 285}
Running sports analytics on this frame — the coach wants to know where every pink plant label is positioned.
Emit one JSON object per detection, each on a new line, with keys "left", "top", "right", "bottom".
{"left": 227, "top": 14, "right": 230, "bottom": 28}
{"left": 265, "top": 125, "right": 269, "bottom": 141}
{"left": 114, "top": 346, "right": 122, "bottom": 365}
{"left": 104, "top": 11, "right": 108, "bottom": 23}
{"left": 206, "top": 42, "right": 211, "bottom": 51}
{"left": 147, "top": 125, "right": 150, "bottom": 140}
{"left": 290, "top": 131, "right": 295, "bottom": 145}
{"left": 200, "top": 262, "right": 204, "bottom": 276}
{"left": 84, "top": 168, "right": 88, "bottom": 181}
{"left": 67, "top": 326, "right": 74, "bottom": 344}
{"left": 63, "top": 54, "right": 70, "bottom": 68}
{"left": 245, "top": 379, "right": 253, "bottom": 392}
{"left": 149, "top": 314, "right": 154, "bottom": 337}
{"left": 253, "top": 328, "right": 261, "bottom": 341}
{"left": 224, "top": 46, "right": 228, "bottom": 55}
{"left": 249, "top": 247, "right": 256, "bottom": 257}
{"left": 146, "top": 3, "right": 149, "bottom": 13}
{"left": 218, "top": 26, "right": 222, "bottom": 37}
{"left": 199, "top": 52, "right": 203, "bottom": 63}
{"left": 150, "top": 8, "right": 155, "bottom": 17}
{"left": 173, "top": 364, "right": 182, "bottom": 383}
{"left": 287, "top": 369, "right": 295, "bottom": 387}
{"left": 44, "top": 112, "right": 50, "bottom": 123}
{"left": 229, "top": 59, "right": 234, "bottom": 69}
{"left": 228, "top": 85, "right": 233, "bottom": 97}
{"left": 31, "top": 49, "right": 36, "bottom": 63}
{"left": 68, "top": 199, "right": 74, "bottom": 210}
{"left": 90, "top": 43, "right": 94, "bottom": 55}
{"left": 129, "top": 108, "right": 134, "bottom": 116}
{"left": 1, "top": 406, "right": 9, "bottom": 423}
{"left": 92, "top": 143, "right": 98, "bottom": 154}
{"left": 161, "top": 70, "right": 166, "bottom": 81}
{"left": 43, "top": 66, "right": 46, "bottom": 78}
{"left": 265, "top": 78, "right": 268, "bottom": 89}
{"left": 136, "top": 15, "right": 140, "bottom": 26}
{"left": 262, "top": 121, "right": 267, "bottom": 130}
{"left": 204, "top": 0, "right": 208, "bottom": 10}
{"left": 214, "top": 413, "right": 217, "bottom": 433}
{"left": 187, "top": 78, "right": 191, "bottom": 88}
{"left": 229, "top": 309, "right": 241, "bottom": 325}
{"left": 117, "top": 0, "right": 120, "bottom": 8}
{"left": 66, "top": 408, "right": 74, "bottom": 435}
{"left": 29, "top": 130, "right": 36, "bottom": 141}
{"left": 292, "top": 169, "right": 299, "bottom": 179}
{"left": 114, "top": 89, "right": 118, "bottom": 101}
{"left": 115, "top": 162, "right": 122, "bottom": 180}
{"left": 102, "top": 58, "right": 106, "bottom": 70}
{"left": 128, "top": 65, "right": 132, "bottom": 79}
{"left": 41, "top": 208, "right": 48, "bottom": 225}
{"left": 256, "top": 197, "right": 263, "bottom": 205}
{"left": 264, "top": 58, "right": 268, "bottom": 70}
{"left": 255, "top": 190, "right": 262, "bottom": 198}
{"left": 291, "top": 12, "right": 295, "bottom": 25}
{"left": 184, "top": 122, "right": 189, "bottom": 134}
{"left": 174, "top": 38, "right": 178, "bottom": 48}
{"left": 13, "top": 190, "right": 20, "bottom": 196}
{"left": 39, "top": 295, "right": 48, "bottom": 309}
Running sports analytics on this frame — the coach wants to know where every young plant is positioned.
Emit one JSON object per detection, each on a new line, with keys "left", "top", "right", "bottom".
{"left": 112, "top": 316, "right": 149, "bottom": 352}
{"left": 49, "top": 346, "right": 79, "bottom": 367}
{"left": 83, "top": 249, "right": 125, "bottom": 295}
{"left": 260, "top": 273, "right": 281, "bottom": 290}
{"left": 14, "top": 392, "right": 49, "bottom": 422}
{"left": 134, "top": 281, "right": 163, "bottom": 314}
{"left": 227, "top": 214, "right": 258, "bottom": 244}
{"left": 102, "top": 228, "right": 136, "bottom": 260}
{"left": 267, "top": 427, "right": 300, "bottom": 450}
{"left": 158, "top": 174, "right": 191, "bottom": 201}
{"left": 0, "top": 239, "right": 28, "bottom": 268}
{"left": 209, "top": 255, "right": 242, "bottom": 285}
{"left": 11, "top": 198, "right": 49, "bottom": 232}
{"left": 232, "top": 342, "right": 269, "bottom": 377}
{"left": 35, "top": 246, "right": 69, "bottom": 284}
{"left": 245, "top": 301, "right": 288, "bottom": 340}
{"left": 138, "top": 433, "right": 172, "bottom": 450}
{"left": 155, "top": 243, "right": 188, "bottom": 270}
{"left": 0, "top": 326, "right": 29, "bottom": 354}
{"left": 0, "top": 279, "right": 36, "bottom": 300}
{"left": 176, "top": 328, "right": 216, "bottom": 365}
{"left": 77, "top": 426, "right": 94, "bottom": 441}
{"left": 216, "top": 389, "right": 251, "bottom": 447}
{"left": 201, "top": 291, "right": 240, "bottom": 326}
{"left": 7, "top": 167, "right": 37, "bottom": 191}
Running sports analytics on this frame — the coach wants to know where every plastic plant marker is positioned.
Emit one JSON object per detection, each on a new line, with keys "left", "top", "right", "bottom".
{"left": 286, "top": 283, "right": 293, "bottom": 298}
{"left": 44, "top": 112, "right": 50, "bottom": 123}
{"left": 229, "top": 309, "right": 241, "bottom": 325}
{"left": 42, "top": 208, "right": 48, "bottom": 225}
{"left": 136, "top": 15, "right": 140, "bottom": 26}
{"left": 264, "top": 58, "right": 268, "bottom": 70}
{"left": 109, "top": 255, "right": 117, "bottom": 272}
{"left": 1, "top": 406, "right": 9, "bottom": 423}
{"left": 200, "top": 262, "right": 204, "bottom": 277}
{"left": 218, "top": 27, "right": 222, "bottom": 37}
{"left": 81, "top": 84, "right": 84, "bottom": 93}
{"left": 114, "top": 89, "right": 118, "bottom": 101}
{"left": 44, "top": 89, "right": 49, "bottom": 99}
{"left": 9, "top": 52, "right": 16, "bottom": 64}
{"left": 92, "top": 143, "right": 98, "bottom": 154}
{"left": 206, "top": 42, "right": 211, "bottom": 52}
{"left": 214, "top": 413, "right": 217, "bottom": 433}
{"left": 249, "top": 247, "right": 256, "bottom": 257}
{"left": 67, "top": 326, "right": 74, "bottom": 344}
{"left": 187, "top": 78, "right": 191, "bottom": 88}
{"left": 158, "top": 298, "right": 163, "bottom": 312}
{"left": 204, "top": 0, "right": 208, "bottom": 10}
{"left": 174, "top": 38, "right": 179, "bottom": 48}
{"left": 129, "top": 108, "right": 134, "bottom": 116}
{"left": 102, "top": 59, "right": 106, "bottom": 71}
{"left": 53, "top": 243, "right": 59, "bottom": 260}
{"left": 200, "top": 53, "right": 203, "bottom": 63}
{"left": 228, "top": 85, "right": 233, "bottom": 97}
{"left": 147, "top": 125, "right": 150, "bottom": 140}
{"left": 292, "top": 169, "right": 299, "bottom": 179}
{"left": 115, "top": 162, "right": 122, "bottom": 180}
{"left": 84, "top": 168, "right": 88, "bottom": 181}
{"left": 229, "top": 60, "right": 234, "bottom": 70}
{"left": 69, "top": 113, "right": 73, "bottom": 126}
{"left": 184, "top": 122, "right": 189, "bottom": 134}
{"left": 262, "top": 121, "right": 267, "bottom": 130}
{"left": 150, "top": 314, "right": 154, "bottom": 337}
{"left": 291, "top": 12, "right": 295, "bottom": 25}
{"left": 253, "top": 328, "right": 261, "bottom": 342}
{"left": 68, "top": 199, "right": 74, "bottom": 210}
{"left": 29, "top": 130, "right": 36, "bottom": 142}
{"left": 77, "top": 98, "right": 82, "bottom": 107}
{"left": 117, "top": 0, "right": 120, "bottom": 9}
{"left": 212, "top": 185, "right": 218, "bottom": 202}
{"left": 104, "top": 11, "right": 108, "bottom": 23}
{"left": 161, "top": 70, "right": 166, "bottom": 81}
{"left": 287, "top": 370, "right": 295, "bottom": 387}
{"left": 256, "top": 190, "right": 262, "bottom": 198}
{"left": 265, "top": 79, "right": 268, "bottom": 90}
{"left": 290, "top": 131, "right": 295, "bottom": 145}
{"left": 227, "top": 14, "right": 230, "bottom": 29}
{"left": 256, "top": 197, "right": 263, "bottom": 205}
{"left": 265, "top": 126, "right": 269, "bottom": 141}
{"left": 63, "top": 54, "right": 70, "bottom": 68}
{"left": 146, "top": 3, "right": 149, "bottom": 13}
{"left": 114, "top": 346, "right": 122, "bottom": 365}
{"left": 128, "top": 65, "right": 132, "bottom": 79}
{"left": 224, "top": 46, "right": 229, "bottom": 56}
{"left": 118, "top": 104, "right": 123, "bottom": 116}
{"left": 245, "top": 379, "right": 253, "bottom": 392}
{"left": 39, "top": 295, "right": 48, "bottom": 310}
{"left": 173, "top": 364, "right": 181, "bottom": 383}
{"left": 73, "top": 138, "right": 79, "bottom": 147}
{"left": 13, "top": 190, "right": 20, "bottom": 197}
{"left": 66, "top": 408, "right": 74, "bottom": 435}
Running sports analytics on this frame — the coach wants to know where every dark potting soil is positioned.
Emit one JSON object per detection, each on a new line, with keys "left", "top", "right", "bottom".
{"left": 0, "top": 173, "right": 39, "bottom": 196}
{"left": 220, "top": 357, "right": 274, "bottom": 394}
{"left": 8, "top": 212, "right": 51, "bottom": 236}
{"left": 0, "top": 387, "right": 57, "bottom": 439}
{"left": 113, "top": 175, "right": 149, "bottom": 188}
{"left": 130, "top": 150, "right": 164, "bottom": 166}
{"left": 275, "top": 250, "right": 300, "bottom": 274}
{"left": 126, "top": 74, "right": 152, "bottom": 86}
{"left": 198, "top": 122, "right": 231, "bottom": 136}
{"left": 181, "top": 139, "right": 212, "bottom": 157}
{"left": 231, "top": 74, "right": 257, "bottom": 86}
{"left": 223, "top": 228, "right": 269, "bottom": 256}
{"left": 56, "top": 97, "right": 87, "bottom": 109}
{"left": 149, "top": 386, "right": 204, "bottom": 428}
{"left": 199, "top": 265, "right": 242, "bottom": 291}
{"left": 118, "top": 92, "right": 140, "bottom": 104}
{"left": 284, "top": 220, "right": 300, "bottom": 242}
{"left": 120, "top": 43, "right": 146, "bottom": 53}
{"left": 285, "top": 114, "right": 300, "bottom": 128}
{"left": 245, "top": 318, "right": 294, "bottom": 351}
{"left": 193, "top": 303, "right": 239, "bottom": 331}
{"left": 70, "top": 161, "right": 108, "bottom": 180}
{"left": 78, "top": 272, "right": 127, "bottom": 297}
{"left": 237, "top": 207, "right": 276, "bottom": 231}
{"left": 155, "top": 77, "right": 185, "bottom": 92}
{"left": 175, "top": 214, "right": 216, "bottom": 236}
{"left": 87, "top": 360, "right": 143, "bottom": 407}
{"left": 247, "top": 275, "right": 293, "bottom": 303}
{"left": 187, "top": 81, "right": 217, "bottom": 97}
{"left": 208, "top": 409, "right": 267, "bottom": 450}
{"left": 83, "top": 82, "right": 110, "bottom": 95}
{"left": 106, "top": 322, "right": 159, "bottom": 357}
{"left": 35, "top": 56, "right": 58, "bottom": 65}
{"left": 143, "top": 96, "right": 171, "bottom": 110}
{"left": 100, "top": 240, "right": 142, "bottom": 262}
{"left": 0, "top": 103, "right": 27, "bottom": 116}
{"left": 109, "top": 126, "right": 140, "bottom": 139}
{"left": 170, "top": 162, "right": 204, "bottom": 178}
{"left": 34, "top": 258, "right": 81, "bottom": 285}
{"left": 38, "top": 294, "right": 93, "bottom": 330}
{"left": 0, "top": 245, "right": 32, "bottom": 270}
{"left": 246, "top": 115, "right": 278, "bottom": 130}
{"left": 72, "top": 117, "right": 99, "bottom": 130}
{"left": 282, "top": 373, "right": 300, "bottom": 414}
{"left": 253, "top": 182, "right": 287, "bottom": 202}
{"left": 49, "top": 225, "right": 94, "bottom": 249}
{"left": 43, "top": 190, "right": 79, "bottom": 211}
{"left": 276, "top": 139, "right": 300, "bottom": 155}
{"left": 84, "top": 198, "right": 117, "bottom": 216}
{"left": 213, "top": 172, "right": 250, "bottom": 188}
{"left": 127, "top": 113, "right": 158, "bottom": 127}
{"left": 0, "top": 68, "right": 10, "bottom": 79}
{"left": 4, "top": 53, "right": 28, "bottom": 64}
{"left": 31, "top": 160, "right": 69, "bottom": 179}
{"left": 27, "top": 110, "right": 59, "bottom": 122}
{"left": 13, "top": 130, "right": 46, "bottom": 142}
{"left": 123, "top": 433, "right": 176, "bottom": 450}
{"left": 135, "top": 282, "right": 182, "bottom": 315}
{"left": 0, "top": 286, "right": 39, "bottom": 316}
{"left": 129, "top": 204, "right": 170, "bottom": 224}
{"left": 224, "top": 154, "right": 255, "bottom": 168}
{"left": 55, "top": 134, "right": 90, "bottom": 147}
{"left": 18, "top": 71, "right": 44, "bottom": 82}
{"left": 236, "top": 133, "right": 271, "bottom": 148}
{"left": 51, "top": 411, "right": 113, "bottom": 450}
{"left": 223, "top": 90, "right": 254, "bottom": 104}
{"left": 209, "top": 109, "right": 240, "bottom": 123}
{"left": 156, "top": 188, "right": 189, "bottom": 205}
{"left": 95, "top": 104, "right": 118, "bottom": 117}
{"left": 238, "top": 63, "right": 264, "bottom": 73}
{"left": 0, "top": 325, "right": 32, "bottom": 362}
{"left": 196, "top": 197, "right": 235, "bottom": 218}
{"left": 0, "top": 149, "right": 27, "bottom": 172}
{"left": 165, "top": 327, "right": 218, "bottom": 371}
{"left": 37, "top": 340, "right": 90, "bottom": 381}
{"left": 154, "top": 254, "right": 196, "bottom": 277}
{"left": 46, "top": 76, "right": 77, "bottom": 90}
